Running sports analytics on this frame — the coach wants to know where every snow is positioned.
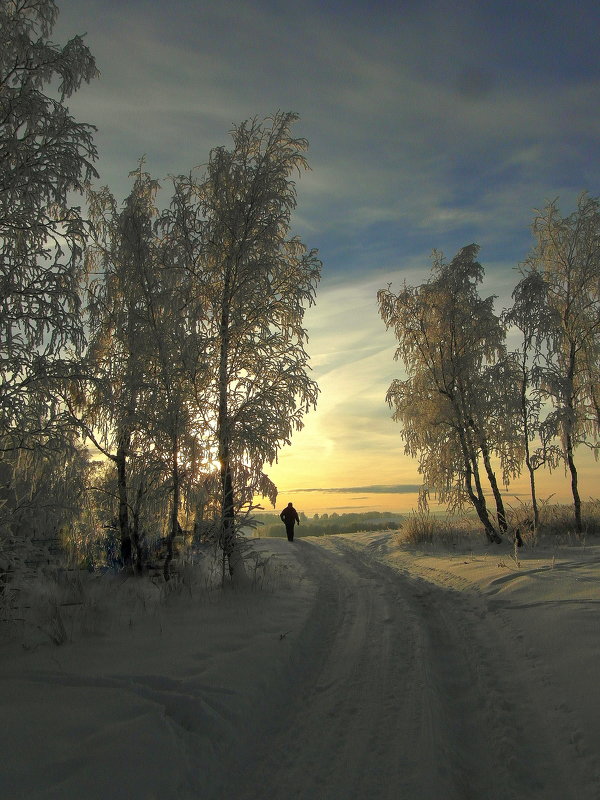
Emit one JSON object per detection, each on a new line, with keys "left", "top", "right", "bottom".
{"left": 1, "top": 532, "right": 599, "bottom": 799}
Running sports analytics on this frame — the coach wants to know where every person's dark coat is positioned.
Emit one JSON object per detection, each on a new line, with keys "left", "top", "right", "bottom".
{"left": 280, "top": 503, "right": 300, "bottom": 541}
{"left": 280, "top": 504, "right": 300, "bottom": 526}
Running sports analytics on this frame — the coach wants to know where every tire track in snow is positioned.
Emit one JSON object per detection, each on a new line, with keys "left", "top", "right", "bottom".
{"left": 224, "top": 536, "right": 592, "bottom": 800}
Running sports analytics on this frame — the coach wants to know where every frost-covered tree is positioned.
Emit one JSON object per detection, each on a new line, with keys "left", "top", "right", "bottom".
{"left": 0, "top": 0, "right": 98, "bottom": 448}
{"left": 0, "top": 438, "right": 94, "bottom": 582}
{"left": 72, "top": 167, "right": 160, "bottom": 568}
{"left": 75, "top": 167, "right": 213, "bottom": 577}
{"left": 503, "top": 271, "right": 561, "bottom": 529}
{"left": 197, "top": 112, "right": 321, "bottom": 579}
{"left": 379, "top": 245, "right": 519, "bottom": 542}
{"left": 522, "top": 194, "right": 600, "bottom": 533}
{"left": 143, "top": 180, "right": 213, "bottom": 580}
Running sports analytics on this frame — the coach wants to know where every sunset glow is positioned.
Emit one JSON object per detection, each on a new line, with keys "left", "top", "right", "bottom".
{"left": 264, "top": 283, "right": 599, "bottom": 516}
{"left": 53, "top": 0, "right": 599, "bottom": 518}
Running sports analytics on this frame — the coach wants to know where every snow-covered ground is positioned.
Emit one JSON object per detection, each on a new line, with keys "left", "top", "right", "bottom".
{"left": 1, "top": 532, "right": 599, "bottom": 799}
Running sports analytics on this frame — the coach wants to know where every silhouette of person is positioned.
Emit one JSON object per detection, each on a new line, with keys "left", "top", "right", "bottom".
{"left": 280, "top": 502, "right": 300, "bottom": 542}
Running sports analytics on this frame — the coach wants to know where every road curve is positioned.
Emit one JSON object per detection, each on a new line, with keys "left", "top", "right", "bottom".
{"left": 221, "top": 535, "right": 594, "bottom": 800}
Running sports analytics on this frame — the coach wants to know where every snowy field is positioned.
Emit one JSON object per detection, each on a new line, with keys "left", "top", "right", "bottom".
{"left": 1, "top": 531, "right": 599, "bottom": 799}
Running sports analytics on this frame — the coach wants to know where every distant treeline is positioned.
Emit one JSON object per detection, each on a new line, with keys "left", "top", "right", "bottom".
{"left": 253, "top": 511, "right": 402, "bottom": 538}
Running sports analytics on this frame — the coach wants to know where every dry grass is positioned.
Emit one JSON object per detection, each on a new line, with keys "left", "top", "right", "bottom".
{"left": 506, "top": 499, "right": 600, "bottom": 547}
{"left": 399, "top": 512, "right": 480, "bottom": 548}
{"left": 1, "top": 541, "right": 297, "bottom": 649}
{"left": 397, "top": 501, "right": 600, "bottom": 549}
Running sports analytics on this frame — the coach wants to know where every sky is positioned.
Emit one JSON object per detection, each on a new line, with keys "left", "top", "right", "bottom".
{"left": 54, "top": 0, "right": 600, "bottom": 515}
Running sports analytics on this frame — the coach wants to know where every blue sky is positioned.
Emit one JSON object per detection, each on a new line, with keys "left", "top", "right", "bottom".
{"left": 55, "top": 0, "right": 600, "bottom": 513}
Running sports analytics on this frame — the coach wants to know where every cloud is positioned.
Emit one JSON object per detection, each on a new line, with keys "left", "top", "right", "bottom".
{"left": 52, "top": 0, "right": 600, "bottom": 513}
{"left": 57, "top": 0, "right": 600, "bottom": 272}
{"left": 290, "top": 485, "right": 422, "bottom": 494}
{"left": 327, "top": 506, "right": 369, "bottom": 511}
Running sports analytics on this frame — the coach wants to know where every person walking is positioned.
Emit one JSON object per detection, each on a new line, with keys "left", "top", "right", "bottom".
{"left": 280, "top": 502, "right": 300, "bottom": 542}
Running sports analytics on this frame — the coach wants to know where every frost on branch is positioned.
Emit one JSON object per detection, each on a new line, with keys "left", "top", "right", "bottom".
{"left": 198, "top": 112, "right": 321, "bottom": 580}
{"left": 378, "top": 245, "right": 518, "bottom": 543}
{"left": 0, "top": 0, "right": 99, "bottom": 449}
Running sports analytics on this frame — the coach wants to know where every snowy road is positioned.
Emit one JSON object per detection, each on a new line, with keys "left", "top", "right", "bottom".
{"left": 223, "top": 535, "right": 597, "bottom": 800}
{"left": 2, "top": 532, "right": 599, "bottom": 799}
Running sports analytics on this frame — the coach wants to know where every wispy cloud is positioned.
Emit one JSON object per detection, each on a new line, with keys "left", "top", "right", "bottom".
{"left": 290, "top": 485, "right": 422, "bottom": 494}
{"left": 58, "top": 0, "right": 600, "bottom": 277}
{"left": 53, "top": 0, "right": 600, "bottom": 511}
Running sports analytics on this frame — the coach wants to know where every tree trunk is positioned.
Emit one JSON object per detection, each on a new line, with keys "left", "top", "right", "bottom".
{"left": 454, "top": 383, "right": 501, "bottom": 542}
{"left": 526, "top": 459, "right": 539, "bottom": 531}
{"left": 565, "top": 429, "right": 583, "bottom": 534}
{"left": 480, "top": 442, "right": 508, "bottom": 532}
{"left": 467, "top": 410, "right": 508, "bottom": 533}
{"left": 164, "top": 443, "right": 180, "bottom": 581}
{"left": 220, "top": 459, "right": 236, "bottom": 578}
{"left": 218, "top": 433, "right": 247, "bottom": 582}
{"left": 472, "top": 469, "right": 501, "bottom": 543}
{"left": 458, "top": 427, "right": 501, "bottom": 543}
{"left": 116, "top": 431, "right": 132, "bottom": 567}
{"left": 520, "top": 366, "right": 540, "bottom": 530}
{"left": 565, "top": 343, "right": 583, "bottom": 534}
{"left": 118, "top": 319, "right": 140, "bottom": 570}
{"left": 131, "top": 480, "right": 145, "bottom": 574}
{"left": 217, "top": 277, "right": 248, "bottom": 584}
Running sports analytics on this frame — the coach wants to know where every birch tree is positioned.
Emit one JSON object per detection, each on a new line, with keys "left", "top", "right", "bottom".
{"left": 523, "top": 194, "right": 600, "bottom": 533}
{"left": 74, "top": 167, "right": 160, "bottom": 568}
{"left": 503, "top": 271, "right": 560, "bottom": 529}
{"left": 0, "top": 436, "right": 93, "bottom": 582}
{"left": 198, "top": 112, "right": 321, "bottom": 580}
{"left": 379, "top": 245, "right": 518, "bottom": 542}
{"left": 145, "top": 181, "right": 212, "bottom": 579}
{"left": 77, "top": 168, "right": 213, "bottom": 576}
{"left": 0, "top": 0, "right": 98, "bottom": 448}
